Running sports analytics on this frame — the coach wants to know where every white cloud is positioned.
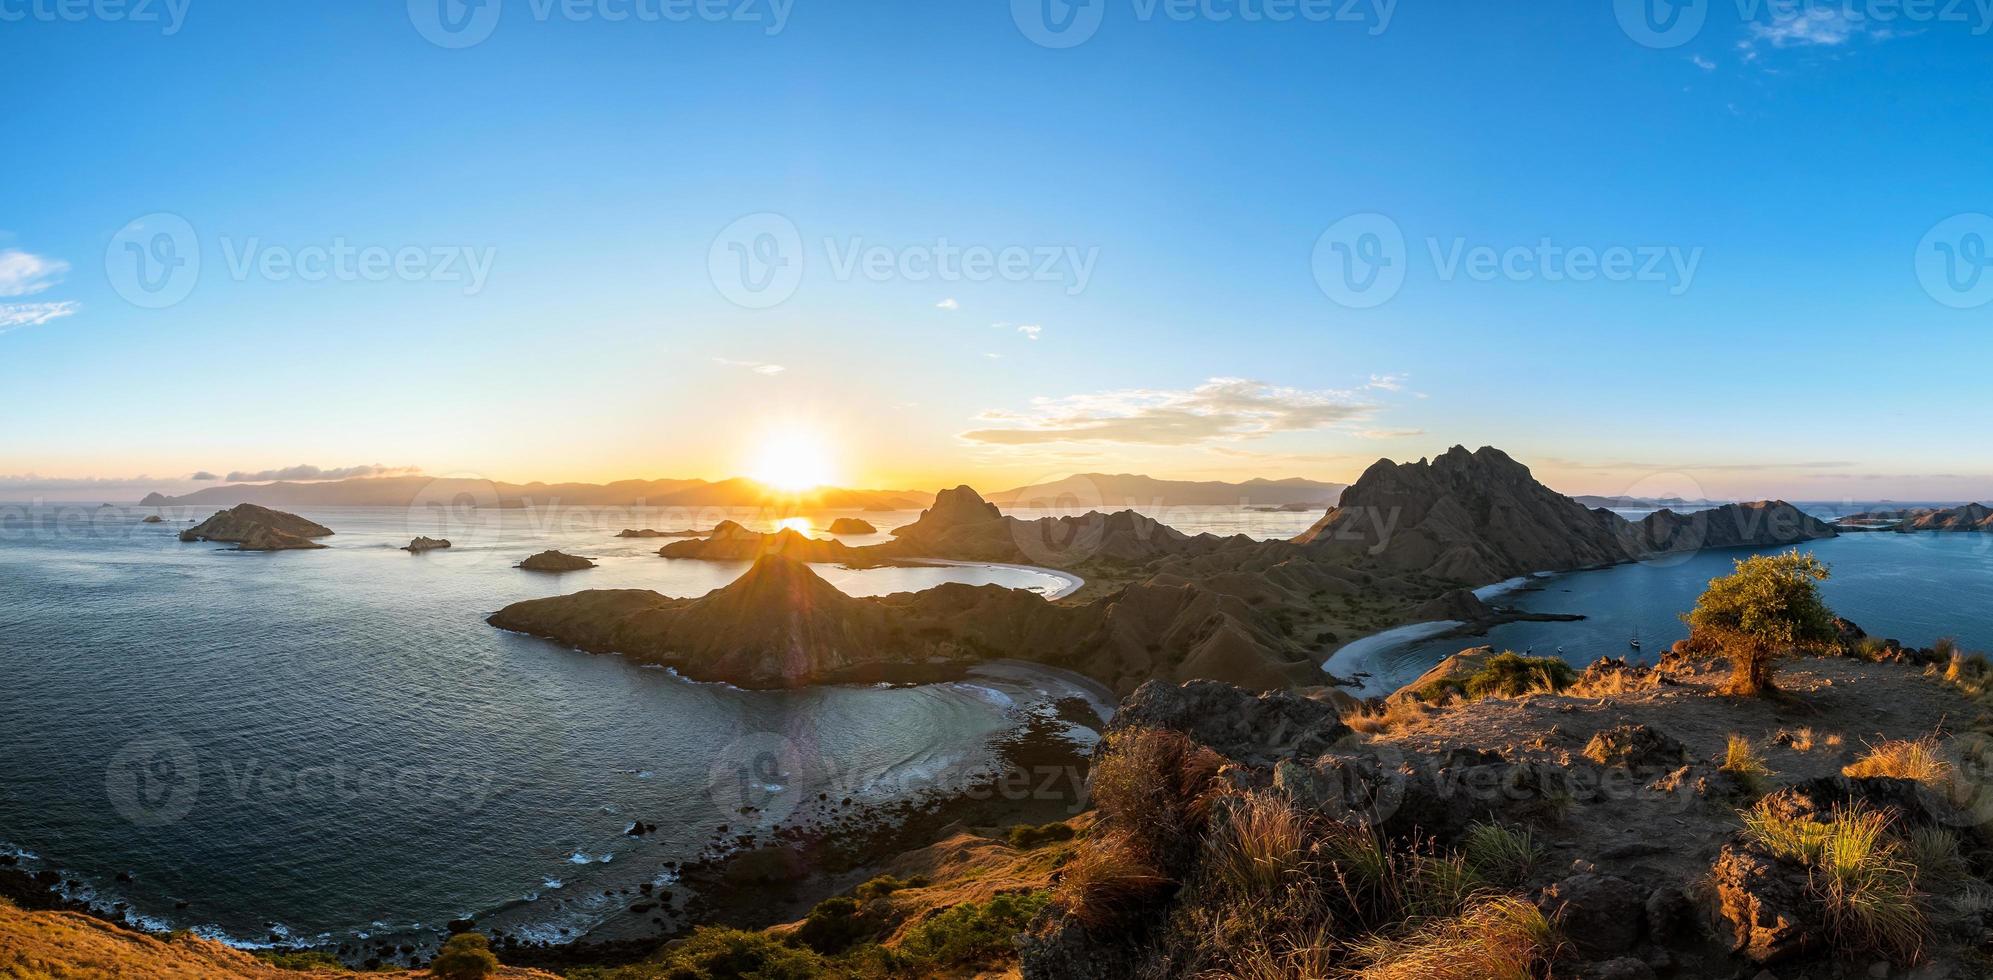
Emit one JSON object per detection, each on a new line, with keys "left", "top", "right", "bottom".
{"left": 1017, "top": 324, "right": 1042, "bottom": 340}
{"left": 223, "top": 464, "right": 423, "bottom": 483}
{"left": 1356, "top": 428, "right": 1427, "bottom": 440}
{"left": 963, "top": 377, "right": 1375, "bottom": 447}
{"left": 0, "top": 301, "right": 80, "bottom": 333}
{"left": 1365, "top": 373, "right": 1406, "bottom": 391}
{"left": 936, "top": 298, "right": 959, "bottom": 311}
{"left": 1691, "top": 54, "right": 1716, "bottom": 70}
{"left": 1745, "top": 7, "right": 1887, "bottom": 48}
{"left": 982, "top": 352, "right": 1003, "bottom": 359}
{"left": 713, "top": 357, "right": 787, "bottom": 376}
{"left": 0, "top": 249, "right": 68, "bottom": 297}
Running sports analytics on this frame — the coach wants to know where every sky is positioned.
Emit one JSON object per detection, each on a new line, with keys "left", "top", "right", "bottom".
{"left": 4, "top": 0, "right": 1992, "bottom": 502}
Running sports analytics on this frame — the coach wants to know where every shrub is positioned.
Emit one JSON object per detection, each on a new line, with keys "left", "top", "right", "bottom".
{"left": 1740, "top": 801, "right": 1927, "bottom": 962}
{"left": 428, "top": 932, "right": 499, "bottom": 980}
{"left": 1462, "top": 821, "right": 1542, "bottom": 886}
{"left": 1204, "top": 791, "right": 1313, "bottom": 900}
{"left": 793, "top": 896, "right": 878, "bottom": 955}
{"left": 1843, "top": 738, "right": 1954, "bottom": 790}
{"left": 1683, "top": 550, "right": 1837, "bottom": 696}
{"left": 255, "top": 949, "right": 346, "bottom": 971}
{"left": 1347, "top": 895, "right": 1557, "bottom": 980}
{"left": 897, "top": 890, "right": 1048, "bottom": 967}
{"left": 1048, "top": 829, "right": 1173, "bottom": 930}
{"left": 647, "top": 927, "right": 829, "bottom": 980}
{"left": 1721, "top": 734, "right": 1774, "bottom": 791}
{"left": 1006, "top": 821, "right": 1077, "bottom": 850}
{"left": 851, "top": 874, "right": 925, "bottom": 902}
{"left": 1087, "top": 727, "right": 1223, "bottom": 868}
{"left": 1415, "top": 652, "right": 1575, "bottom": 704}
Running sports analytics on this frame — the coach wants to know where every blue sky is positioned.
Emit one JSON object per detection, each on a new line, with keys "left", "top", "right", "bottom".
{"left": 4, "top": 0, "right": 1991, "bottom": 501}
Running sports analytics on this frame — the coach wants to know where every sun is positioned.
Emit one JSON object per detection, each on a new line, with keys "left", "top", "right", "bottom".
{"left": 749, "top": 428, "right": 837, "bottom": 492}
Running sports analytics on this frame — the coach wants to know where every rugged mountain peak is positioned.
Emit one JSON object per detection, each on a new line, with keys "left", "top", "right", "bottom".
{"left": 891, "top": 485, "right": 1004, "bottom": 541}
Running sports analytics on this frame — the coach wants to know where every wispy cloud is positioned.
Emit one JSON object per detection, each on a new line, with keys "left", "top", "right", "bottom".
{"left": 0, "top": 301, "right": 81, "bottom": 333}
{"left": 1691, "top": 54, "right": 1716, "bottom": 70}
{"left": 222, "top": 464, "right": 423, "bottom": 483}
{"left": 1356, "top": 428, "right": 1426, "bottom": 440}
{"left": 1017, "top": 324, "right": 1042, "bottom": 340}
{"left": 936, "top": 298, "right": 959, "bottom": 311}
{"left": 1742, "top": 7, "right": 1905, "bottom": 52}
{"left": 713, "top": 357, "right": 786, "bottom": 376}
{"left": 0, "top": 249, "right": 68, "bottom": 298}
{"left": 963, "top": 378, "right": 1374, "bottom": 447}
{"left": 1365, "top": 373, "right": 1406, "bottom": 391}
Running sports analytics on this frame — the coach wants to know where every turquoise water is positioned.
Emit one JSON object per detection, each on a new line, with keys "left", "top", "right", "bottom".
{"left": 1348, "top": 530, "right": 1993, "bottom": 695}
{"left": 0, "top": 504, "right": 1104, "bottom": 951}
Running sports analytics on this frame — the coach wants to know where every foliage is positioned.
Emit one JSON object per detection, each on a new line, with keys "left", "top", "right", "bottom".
{"left": 1721, "top": 734, "right": 1774, "bottom": 792}
{"left": 1415, "top": 652, "right": 1575, "bottom": 704}
{"left": 895, "top": 890, "right": 1047, "bottom": 966}
{"left": 1741, "top": 801, "right": 1928, "bottom": 962}
{"left": 1684, "top": 550, "right": 1837, "bottom": 695}
{"left": 1346, "top": 895, "right": 1557, "bottom": 980}
{"left": 1006, "top": 821, "right": 1077, "bottom": 850}
{"left": 253, "top": 949, "right": 346, "bottom": 971}
{"left": 1461, "top": 821, "right": 1542, "bottom": 886}
{"left": 1843, "top": 738, "right": 1954, "bottom": 791}
{"left": 429, "top": 932, "right": 500, "bottom": 980}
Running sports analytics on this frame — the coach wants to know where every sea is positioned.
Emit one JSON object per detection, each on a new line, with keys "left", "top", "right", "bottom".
{"left": 6, "top": 496, "right": 1986, "bottom": 951}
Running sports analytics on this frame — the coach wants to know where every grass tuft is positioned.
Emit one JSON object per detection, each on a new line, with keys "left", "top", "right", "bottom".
{"left": 1741, "top": 801, "right": 1928, "bottom": 963}
{"left": 1843, "top": 737, "right": 1954, "bottom": 791}
{"left": 1347, "top": 895, "right": 1557, "bottom": 980}
{"left": 1461, "top": 821, "right": 1542, "bottom": 887}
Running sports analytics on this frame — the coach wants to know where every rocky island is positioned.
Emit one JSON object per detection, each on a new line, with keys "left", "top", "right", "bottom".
{"left": 178, "top": 504, "right": 333, "bottom": 551}
{"left": 823, "top": 517, "right": 876, "bottom": 534}
{"left": 402, "top": 537, "right": 451, "bottom": 553}
{"left": 1845, "top": 502, "right": 1993, "bottom": 532}
{"left": 515, "top": 550, "right": 595, "bottom": 571}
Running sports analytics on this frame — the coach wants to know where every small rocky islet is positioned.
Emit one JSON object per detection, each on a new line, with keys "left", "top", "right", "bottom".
{"left": 178, "top": 503, "right": 333, "bottom": 552}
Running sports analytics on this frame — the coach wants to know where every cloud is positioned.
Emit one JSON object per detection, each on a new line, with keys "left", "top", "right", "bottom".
{"left": 712, "top": 357, "right": 786, "bottom": 376}
{"left": 1356, "top": 428, "right": 1427, "bottom": 439}
{"left": 0, "top": 301, "right": 80, "bottom": 333}
{"left": 1691, "top": 54, "right": 1716, "bottom": 70}
{"left": 1365, "top": 373, "right": 1406, "bottom": 391}
{"left": 222, "top": 464, "right": 422, "bottom": 483}
{"left": 936, "top": 298, "right": 959, "bottom": 311}
{"left": 0, "top": 473, "right": 180, "bottom": 493}
{"left": 191, "top": 471, "right": 220, "bottom": 481}
{"left": 0, "top": 249, "right": 68, "bottom": 297}
{"left": 1744, "top": 7, "right": 1898, "bottom": 49}
{"left": 1017, "top": 324, "right": 1042, "bottom": 340}
{"left": 962, "top": 377, "right": 1375, "bottom": 447}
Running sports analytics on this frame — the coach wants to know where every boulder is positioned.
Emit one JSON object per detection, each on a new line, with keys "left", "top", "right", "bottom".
{"left": 1582, "top": 724, "right": 1689, "bottom": 770}
{"left": 516, "top": 550, "right": 596, "bottom": 572}
{"left": 1111, "top": 679, "right": 1350, "bottom": 765}
{"left": 1710, "top": 842, "right": 1824, "bottom": 963}
{"left": 1535, "top": 873, "right": 1647, "bottom": 956}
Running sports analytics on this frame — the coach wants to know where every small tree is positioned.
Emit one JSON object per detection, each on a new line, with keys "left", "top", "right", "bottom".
{"left": 429, "top": 932, "right": 499, "bottom": 980}
{"left": 1684, "top": 550, "right": 1836, "bottom": 696}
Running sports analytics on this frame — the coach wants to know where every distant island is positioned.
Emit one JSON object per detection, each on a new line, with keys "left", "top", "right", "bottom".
{"left": 1842, "top": 502, "right": 1993, "bottom": 531}
{"left": 987, "top": 473, "right": 1346, "bottom": 509}
{"left": 178, "top": 504, "right": 333, "bottom": 552}
{"left": 138, "top": 475, "right": 932, "bottom": 511}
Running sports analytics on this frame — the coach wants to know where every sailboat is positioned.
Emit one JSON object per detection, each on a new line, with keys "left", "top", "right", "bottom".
{"left": 1629, "top": 628, "right": 1642, "bottom": 651}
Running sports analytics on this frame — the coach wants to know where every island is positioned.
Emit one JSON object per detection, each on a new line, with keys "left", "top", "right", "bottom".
{"left": 515, "top": 550, "right": 596, "bottom": 572}
{"left": 177, "top": 504, "right": 332, "bottom": 552}
{"left": 402, "top": 537, "right": 451, "bottom": 553}
{"left": 823, "top": 517, "right": 876, "bottom": 535}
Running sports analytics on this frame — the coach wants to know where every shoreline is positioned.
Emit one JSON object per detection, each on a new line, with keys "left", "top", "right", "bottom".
{"left": 886, "top": 557, "right": 1086, "bottom": 600}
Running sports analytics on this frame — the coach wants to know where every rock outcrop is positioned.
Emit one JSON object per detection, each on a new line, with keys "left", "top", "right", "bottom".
{"left": 656, "top": 522, "right": 864, "bottom": 563}
{"left": 1295, "top": 446, "right": 1838, "bottom": 586}
{"left": 179, "top": 504, "right": 332, "bottom": 551}
{"left": 516, "top": 550, "right": 595, "bottom": 572}
{"left": 824, "top": 517, "right": 876, "bottom": 535}
{"left": 1110, "top": 679, "right": 1351, "bottom": 765}
{"left": 616, "top": 527, "right": 710, "bottom": 538}
{"left": 141, "top": 515, "right": 163, "bottom": 524}
{"left": 402, "top": 537, "right": 451, "bottom": 552}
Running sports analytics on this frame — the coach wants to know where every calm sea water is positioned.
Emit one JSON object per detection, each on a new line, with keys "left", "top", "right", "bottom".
{"left": 0, "top": 503, "right": 1118, "bottom": 950}
{"left": 1345, "top": 527, "right": 1993, "bottom": 695}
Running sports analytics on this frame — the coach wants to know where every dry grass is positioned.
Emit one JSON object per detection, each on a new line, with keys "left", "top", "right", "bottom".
{"left": 1741, "top": 801, "right": 1929, "bottom": 963}
{"left": 1205, "top": 791, "right": 1314, "bottom": 899}
{"left": 1721, "top": 733, "right": 1774, "bottom": 790}
{"left": 1843, "top": 737, "right": 1954, "bottom": 791}
{"left": 1089, "top": 727, "right": 1224, "bottom": 866}
{"left": 1346, "top": 698, "right": 1433, "bottom": 735}
{"left": 1346, "top": 895, "right": 1557, "bottom": 980}
{"left": 1049, "top": 829, "right": 1174, "bottom": 930}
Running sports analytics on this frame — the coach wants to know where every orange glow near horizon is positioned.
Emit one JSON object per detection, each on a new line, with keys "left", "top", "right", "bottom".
{"left": 748, "top": 428, "right": 838, "bottom": 493}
